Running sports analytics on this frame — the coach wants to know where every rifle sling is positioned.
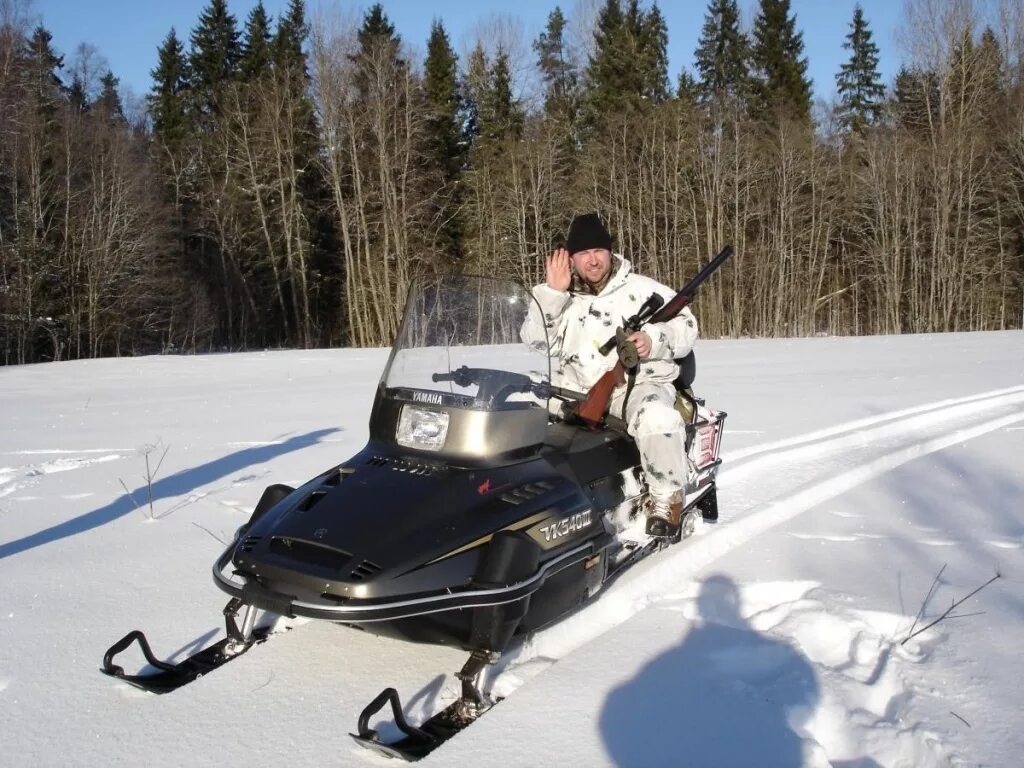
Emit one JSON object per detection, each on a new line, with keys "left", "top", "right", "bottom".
{"left": 619, "top": 364, "right": 638, "bottom": 425}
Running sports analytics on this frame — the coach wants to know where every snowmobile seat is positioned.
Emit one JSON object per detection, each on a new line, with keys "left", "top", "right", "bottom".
{"left": 673, "top": 352, "right": 696, "bottom": 391}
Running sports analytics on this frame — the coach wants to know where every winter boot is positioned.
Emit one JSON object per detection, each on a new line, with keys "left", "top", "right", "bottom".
{"left": 644, "top": 492, "right": 683, "bottom": 538}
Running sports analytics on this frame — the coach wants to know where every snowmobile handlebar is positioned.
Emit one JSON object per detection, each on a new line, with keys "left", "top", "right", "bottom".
{"left": 431, "top": 365, "right": 540, "bottom": 406}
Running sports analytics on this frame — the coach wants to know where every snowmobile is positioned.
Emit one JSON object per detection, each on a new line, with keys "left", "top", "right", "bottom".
{"left": 102, "top": 254, "right": 729, "bottom": 761}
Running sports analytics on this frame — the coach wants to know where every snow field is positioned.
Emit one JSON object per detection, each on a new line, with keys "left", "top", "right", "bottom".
{"left": 0, "top": 332, "right": 1021, "bottom": 766}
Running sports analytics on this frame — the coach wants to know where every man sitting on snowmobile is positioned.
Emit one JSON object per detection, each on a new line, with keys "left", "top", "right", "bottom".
{"left": 525, "top": 212, "right": 699, "bottom": 537}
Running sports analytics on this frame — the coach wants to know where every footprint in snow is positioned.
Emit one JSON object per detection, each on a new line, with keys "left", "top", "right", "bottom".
{"left": 231, "top": 472, "right": 267, "bottom": 487}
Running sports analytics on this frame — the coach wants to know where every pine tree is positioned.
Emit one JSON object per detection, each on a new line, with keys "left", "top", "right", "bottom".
{"left": 694, "top": 0, "right": 750, "bottom": 113}
{"left": 749, "top": 0, "right": 812, "bottom": 122}
{"left": 189, "top": 0, "right": 241, "bottom": 114}
{"left": 149, "top": 29, "right": 189, "bottom": 152}
{"left": 835, "top": 5, "right": 884, "bottom": 133}
{"left": 240, "top": 2, "right": 272, "bottom": 80}
{"left": 533, "top": 6, "right": 578, "bottom": 123}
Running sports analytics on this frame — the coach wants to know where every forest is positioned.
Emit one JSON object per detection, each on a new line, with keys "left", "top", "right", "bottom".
{"left": 1, "top": 0, "right": 1022, "bottom": 364}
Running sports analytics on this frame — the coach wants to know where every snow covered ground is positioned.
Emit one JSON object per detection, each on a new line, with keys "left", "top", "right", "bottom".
{"left": 1, "top": 331, "right": 1021, "bottom": 767}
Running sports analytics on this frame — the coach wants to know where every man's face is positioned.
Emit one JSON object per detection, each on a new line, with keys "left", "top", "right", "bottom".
{"left": 571, "top": 248, "right": 612, "bottom": 287}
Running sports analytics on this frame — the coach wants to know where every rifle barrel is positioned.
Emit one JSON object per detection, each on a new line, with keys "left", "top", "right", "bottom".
{"left": 651, "top": 245, "right": 733, "bottom": 324}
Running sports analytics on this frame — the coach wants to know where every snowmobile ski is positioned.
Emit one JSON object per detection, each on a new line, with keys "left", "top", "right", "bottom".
{"left": 350, "top": 651, "right": 496, "bottom": 761}
{"left": 101, "top": 598, "right": 268, "bottom": 694}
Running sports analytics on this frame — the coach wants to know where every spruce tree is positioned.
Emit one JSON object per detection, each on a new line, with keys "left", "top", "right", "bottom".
{"left": 462, "top": 43, "right": 488, "bottom": 147}
{"left": 749, "top": 0, "right": 812, "bottom": 122}
{"left": 641, "top": 3, "right": 669, "bottom": 104}
{"left": 95, "top": 71, "right": 124, "bottom": 121}
{"left": 677, "top": 68, "right": 699, "bottom": 106}
{"left": 835, "top": 5, "right": 884, "bottom": 133}
{"left": 892, "top": 66, "right": 938, "bottom": 134}
{"left": 357, "top": 3, "right": 401, "bottom": 60}
{"left": 584, "top": 0, "right": 627, "bottom": 120}
{"left": 273, "top": 0, "right": 330, "bottom": 347}
{"left": 274, "top": 0, "right": 309, "bottom": 75}
{"left": 68, "top": 76, "right": 88, "bottom": 112}
{"left": 424, "top": 21, "right": 462, "bottom": 176}
{"left": 24, "top": 26, "right": 64, "bottom": 113}
{"left": 974, "top": 27, "right": 1005, "bottom": 121}
{"left": 423, "top": 20, "right": 464, "bottom": 259}
{"left": 240, "top": 2, "right": 272, "bottom": 80}
{"left": 694, "top": 0, "right": 750, "bottom": 113}
{"left": 583, "top": 0, "right": 669, "bottom": 126}
{"left": 534, "top": 7, "right": 578, "bottom": 123}
{"left": 352, "top": 4, "right": 404, "bottom": 100}
{"left": 149, "top": 28, "right": 189, "bottom": 149}
{"left": 189, "top": 0, "right": 241, "bottom": 114}
{"left": 478, "top": 50, "right": 523, "bottom": 147}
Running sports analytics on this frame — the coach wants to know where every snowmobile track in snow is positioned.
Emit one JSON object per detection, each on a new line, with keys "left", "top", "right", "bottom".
{"left": 485, "top": 384, "right": 1024, "bottom": 709}
{"left": 692, "top": 384, "right": 1024, "bottom": 572}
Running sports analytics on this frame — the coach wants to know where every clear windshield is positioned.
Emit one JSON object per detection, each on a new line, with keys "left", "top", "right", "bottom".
{"left": 382, "top": 275, "right": 550, "bottom": 411}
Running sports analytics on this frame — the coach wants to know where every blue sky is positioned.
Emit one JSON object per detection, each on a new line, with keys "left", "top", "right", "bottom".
{"left": 32, "top": 0, "right": 904, "bottom": 104}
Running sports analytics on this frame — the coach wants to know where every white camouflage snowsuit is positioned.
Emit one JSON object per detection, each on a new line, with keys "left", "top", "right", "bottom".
{"left": 525, "top": 256, "right": 699, "bottom": 501}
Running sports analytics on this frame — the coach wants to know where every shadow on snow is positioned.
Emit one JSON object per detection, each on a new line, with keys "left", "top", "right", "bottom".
{"left": 600, "top": 574, "right": 820, "bottom": 767}
{"left": 0, "top": 428, "right": 340, "bottom": 561}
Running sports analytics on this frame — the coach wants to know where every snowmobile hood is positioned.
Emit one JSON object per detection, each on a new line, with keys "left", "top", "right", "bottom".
{"left": 214, "top": 443, "right": 600, "bottom": 621}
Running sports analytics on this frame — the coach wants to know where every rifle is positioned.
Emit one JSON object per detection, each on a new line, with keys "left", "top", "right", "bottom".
{"left": 574, "top": 245, "right": 734, "bottom": 428}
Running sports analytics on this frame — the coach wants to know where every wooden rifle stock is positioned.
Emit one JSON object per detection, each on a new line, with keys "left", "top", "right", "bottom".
{"left": 575, "top": 245, "right": 733, "bottom": 428}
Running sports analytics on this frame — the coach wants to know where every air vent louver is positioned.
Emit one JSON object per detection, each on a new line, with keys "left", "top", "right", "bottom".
{"left": 298, "top": 490, "right": 327, "bottom": 511}
{"left": 500, "top": 480, "right": 554, "bottom": 505}
{"left": 269, "top": 537, "right": 351, "bottom": 571}
{"left": 350, "top": 560, "right": 382, "bottom": 581}
{"left": 366, "top": 456, "right": 439, "bottom": 476}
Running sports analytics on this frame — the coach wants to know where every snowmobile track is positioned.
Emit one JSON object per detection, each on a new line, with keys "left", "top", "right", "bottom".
{"left": 469, "top": 385, "right": 1024, "bottom": 747}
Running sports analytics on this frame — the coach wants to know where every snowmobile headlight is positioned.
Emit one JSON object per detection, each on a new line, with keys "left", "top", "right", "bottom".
{"left": 396, "top": 406, "right": 449, "bottom": 451}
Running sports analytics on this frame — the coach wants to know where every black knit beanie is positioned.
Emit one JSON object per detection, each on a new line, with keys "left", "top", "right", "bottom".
{"left": 565, "top": 212, "right": 613, "bottom": 255}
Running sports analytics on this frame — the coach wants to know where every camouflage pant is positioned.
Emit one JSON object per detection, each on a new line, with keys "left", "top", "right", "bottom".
{"left": 609, "top": 381, "right": 686, "bottom": 502}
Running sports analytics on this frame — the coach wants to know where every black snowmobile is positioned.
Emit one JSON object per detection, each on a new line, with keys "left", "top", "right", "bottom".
{"left": 102, "top": 252, "right": 729, "bottom": 761}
